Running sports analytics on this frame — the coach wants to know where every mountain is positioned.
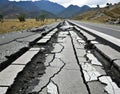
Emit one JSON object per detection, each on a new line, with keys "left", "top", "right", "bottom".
{"left": 0, "top": 0, "right": 90, "bottom": 18}
{"left": 0, "top": 0, "right": 57, "bottom": 18}
{"left": 78, "top": 5, "right": 90, "bottom": 14}
{"left": 0, "top": 0, "right": 9, "bottom": 9}
{"left": 12, "top": 1, "right": 41, "bottom": 12}
{"left": 34, "top": 0, "right": 65, "bottom": 15}
{"left": 59, "top": 5, "right": 90, "bottom": 18}
{"left": 0, "top": 0, "right": 8, "bottom": 3}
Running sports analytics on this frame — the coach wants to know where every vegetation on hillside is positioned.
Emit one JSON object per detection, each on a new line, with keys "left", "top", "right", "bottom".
{"left": 17, "top": 14, "right": 26, "bottom": 22}
{"left": 74, "top": 2, "right": 120, "bottom": 23}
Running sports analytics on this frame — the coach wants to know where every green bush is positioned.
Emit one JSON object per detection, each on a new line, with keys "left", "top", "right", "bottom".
{"left": 35, "top": 14, "right": 46, "bottom": 22}
{"left": 39, "top": 14, "right": 46, "bottom": 22}
{"left": 0, "top": 14, "right": 4, "bottom": 23}
{"left": 17, "top": 14, "right": 26, "bottom": 22}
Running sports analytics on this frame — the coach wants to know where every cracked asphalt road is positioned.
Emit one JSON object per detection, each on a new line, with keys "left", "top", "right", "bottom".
{"left": 1, "top": 21, "right": 120, "bottom": 94}
{"left": 32, "top": 33, "right": 88, "bottom": 94}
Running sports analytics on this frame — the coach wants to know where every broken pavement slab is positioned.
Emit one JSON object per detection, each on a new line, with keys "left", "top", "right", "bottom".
{"left": 113, "top": 60, "right": 120, "bottom": 72}
{"left": 87, "top": 53, "right": 102, "bottom": 66}
{"left": 94, "top": 44, "right": 120, "bottom": 61}
{"left": 44, "top": 54, "right": 55, "bottom": 66}
{"left": 99, "top": 76, "right": 120, "bottom": 94}
{"left": 0, "top": 65, "right": 25, "bottom": 86}
{"left": 69, "top": 28, "right": 114, "bottom": 94}
{"left": 87, "top": 81, "right": 107, "bottom": 94}
{"left": 32, "top": 58, "right": 64, "bottom": 93}
{"left": 76, "top": 49, "right": 86, "bottom": 57}
{"left": 47, "top": 81, "right": 58, "bottom": 94}
{"left": 12, "top": 48, "right": 40, "bottom": 65}
{"left": 52, "top": 68, "right": 88, "bottom": 94}
{"left": 74, "top": 26, "right": 96, "bottom": 41}
{"left": 37, "top": 28, "right": 58, "bottom": 44}
{"left": 37, "top": 38, "right": 50, "bottom": 44}
{"left": 0, "top": 41, "right": 28, "bottom": 64}
{"left": 51, "top": 43, "right": 64, "bottom": 53}
{"left": 51, "top": 35, "right": 88, "bottom": 94}
{"left": 111, "top": 60, "right": 120, "bottom": 86}
{"left": 0, "top": 87, "right": 8, "bottom": 94}
{"left": 32, "top": 33, "right": 89, "bottom": 94}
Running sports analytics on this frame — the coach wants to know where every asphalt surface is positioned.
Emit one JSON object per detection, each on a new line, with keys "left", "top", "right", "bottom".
{"left": 0, "top": 21, "right": 120, "bottom": 94}
{"left": 73, "top": 21, "right": 120, "bottom": 39}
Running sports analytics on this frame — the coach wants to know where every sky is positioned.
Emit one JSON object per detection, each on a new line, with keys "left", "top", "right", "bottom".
{"left": 9, "top": 0, "right": 120, "bottom": 7}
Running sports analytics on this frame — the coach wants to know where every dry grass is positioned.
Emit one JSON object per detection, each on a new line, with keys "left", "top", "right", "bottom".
{"left": 0, "top": 19, "right": 57, "bottom": 34}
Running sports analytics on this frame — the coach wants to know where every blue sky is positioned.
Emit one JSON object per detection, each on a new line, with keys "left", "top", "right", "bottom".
{"left": 9, "top": 0, "right": 120, "bottom": 7}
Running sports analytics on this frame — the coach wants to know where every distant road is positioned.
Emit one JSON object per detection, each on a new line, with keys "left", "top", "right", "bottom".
{"left": 73, "top": 21, "right": 120, "bottom": 39}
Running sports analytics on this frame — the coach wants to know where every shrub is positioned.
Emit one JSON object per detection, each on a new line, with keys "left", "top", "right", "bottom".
{"left": 17, "top": 14, "right": 26, "bottom": 22}
{"left": 39, "top": 14, "right": 46, "bottom": 22}
{"left": 0, "top": 14, "right": 4, "bottom": 23}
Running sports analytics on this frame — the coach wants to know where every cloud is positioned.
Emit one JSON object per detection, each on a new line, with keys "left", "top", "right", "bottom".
{"left": 49, "top": 0, "right": 88, "bottom": 7}
{"left": 49, "top": 0, "right": 120, "bottom": 7}
{"left": 9, "top": 0, "right": 120, "bottom": 7}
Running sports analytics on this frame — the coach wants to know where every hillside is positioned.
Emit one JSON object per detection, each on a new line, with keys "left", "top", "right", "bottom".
{"left": 74, "top": 3, "right": 120, "bottom": 23}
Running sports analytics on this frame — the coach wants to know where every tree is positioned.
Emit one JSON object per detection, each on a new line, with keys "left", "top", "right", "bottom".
{"left": 106, "top": 3, "right": 112, "bottom": 8}
{"left": 0, "top": 14, "right": 4, "bottom": 23}
{"left": 39, "top": 14, "right": 46, "bottom": 22}
{"left": 97, "top": 5, "right": 100, "bottom": 9}
{"left": 35, "top": 16, "right": 40, "bottom": 21}
{"left": 17, "top": 14, "right": 26, "bottom": 22}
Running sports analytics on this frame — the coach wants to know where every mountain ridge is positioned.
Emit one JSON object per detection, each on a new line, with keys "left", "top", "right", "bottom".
{"left": 0, "top": 0, "right": 90, "bottom": 18}
{"left": 59, "top": 5, "right": 90, "bottom": 18}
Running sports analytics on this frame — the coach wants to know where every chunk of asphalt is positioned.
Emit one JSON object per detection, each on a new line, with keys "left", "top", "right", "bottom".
{"left": 74, "top": 26, "right": 96, "bottom": 41}
{"left": 99, "top": 76, "right": 120, "bottom": 94}
{"left": 42, "top": 36, "right": 52, "bottom": 39}
{"left": 82, "top": 63, "right": 101, "bottom": 82}
{"left": 57, "top": 37, "right": 66, "bottom": 43}
{"left": 113, "top": 60, "right": 120, "bottom": 72}
{"left": 47, "top": 81, "right": 58, "bottom": 94}
{"left": 37, "top": 28, "right": 58, "bottom": 44}
{"left": 94, "top": 44, "right": 120, "bottom": 61}
{"left": 90, "top": 41, "right": 99, "bottom": 44}
{"left": 87, "top": 81, "right": 107, "bottom": 94}
{"left": 87, "top": 53, "right": 102, "bottom": 66}
{"left": 52, "top": 68, "right": 88, "bottom": 94}
{"left": 74, "top": 42, "right": 85, "bottom": 49}
{"left": 45, "top": 54, "right": 55, "bottom": 66}
{"left": 32, "top": 58, "right": 64, "bottom": 93}
{"left": 111, "top": 60, "right": 120, "bottom": 86}
{"left": 37, "top": 38, "right": 50, "bottom": 44}
{"left": 78, "top": 57, "right": 87, "bottom": 63}
{"left": 0, "top": 65, "right": 25, "bottom": 86}
{"left": 12, "top": 48, "right": 40, "bottom": 65}
{"left": 79, "top": 30, "right": 96, "bottom": 41}
{"left": 46, "top": 28, "right": 58, "bottom": 37}
{"left": 75, "top": 49, "right": 86, "bottom": 57}
{"left": 51, "top": 43, "right": 64, "bottom": 53}
{"left": 0, "top": 41, "right": 28, "bottom": 64}
{"left": 0, "top": 87, "right": 8, "bottom": 94}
